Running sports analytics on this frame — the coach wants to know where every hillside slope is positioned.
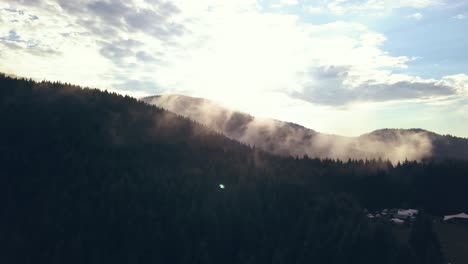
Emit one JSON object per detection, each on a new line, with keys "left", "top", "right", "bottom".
{"left": 143, "top": 95, "right": 468, "bottom": 161}
{"left": 0, "top": 74, "right": 413, "bottom": 264}
{"left": 2, "top": 74, "right": 468, "bottom": 263}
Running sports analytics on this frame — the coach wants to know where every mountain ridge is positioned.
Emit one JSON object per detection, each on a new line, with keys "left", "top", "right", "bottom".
{"left": 3, "top": 74, "right": 468, "bottom": 263}
{"left": 143, "top": 94, "right": 468, "bottom": 161}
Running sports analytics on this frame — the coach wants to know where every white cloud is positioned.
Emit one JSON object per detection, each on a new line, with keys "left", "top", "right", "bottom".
{"left": 408, "top": 12, "right": 423, "bottom": 20}
{"left": 0, "top": 0, "right": 460, "bottom": 102}
{"left": 440, "top": 74, "right": 468, "bottom": 93}
{"left": 0, "top": 0, "right": 467, "bottom": 137}
{"left": 304, "top": 6, "right": 325, "bottom": 14}
{"left": 306, "top": 0, "right": 440, "bottom": 16}
{"left": 279, "top": 0, "right": 299, "bottom": 6}
{"left": 453, "top": 13, "right": 466, "bottom": 20}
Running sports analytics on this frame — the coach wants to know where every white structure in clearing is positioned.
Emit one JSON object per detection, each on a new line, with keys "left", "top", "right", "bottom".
{"left": 443, "top": 213, "right": 468, "bottom": 222}
{"left": 391, "top": 218, "right": 405, "bottom": 225}
{"left": 396, "top": 209, "right": 418, "bottom": 220}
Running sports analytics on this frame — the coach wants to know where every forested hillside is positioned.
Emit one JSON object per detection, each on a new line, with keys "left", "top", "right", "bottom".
{"left": 143, "top": 95, "right": 468, "bottom": 162}
{"left": 1, "top": 74, "right": 466, "bottom": 263}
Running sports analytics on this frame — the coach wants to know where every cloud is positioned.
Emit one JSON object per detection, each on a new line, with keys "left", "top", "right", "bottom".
{"left": 0, "top": 0, "right": 186, "bottom": 92}
{"left": 0, "top": 29, "right": 61, "bottom": 57}
{"left": 0, "top": 29, "right": 21, "bottom": 42}
{"left": 441, "top": 74, "right": 468, "bottom": 93}
{"left": 0, "top": 0, "right": 467, "bottom": 137}
{"left": 55, "top": 0, "right": 184, "bottom": 39}
{"left": 48, "top": 0, "right": 185, "bottom": 74}
{"left": 304, "top": 6, "right": 326, "bottom": 14}
{"left": 453, "top": 13, "right": 466, "bottom": 20}
{"left": 305, "top": 0, "right": 440, "bottom": 16}
{"left": 0, "top": 0, "right": 460, "bottom": 100}
{"left": 277, "top": 0, "right": 299, "bottom": 7}
{"left": 8, "top": 0, "right": 40, "bottom": 6}
{"left": 147, "top": 94, "right": 436, "bottom": 162}
{"left": 292, "top": 66, "right": 457, "bottom": 105}
{"left": 408, "top": 12, "right": 423, "bottom": 20}
{"left": 114, "top": 79, "right": 160, "bottom": 93}
{"left": 98, "top": 39, "right": 143, "bottom": 65}
{"left": 135, "top": 51, "right": 159, "bottom": 63}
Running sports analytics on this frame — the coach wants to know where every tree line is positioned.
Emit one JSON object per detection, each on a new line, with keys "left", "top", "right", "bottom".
{"left": 0, "top": 74, "right": 457, "bottom": 263}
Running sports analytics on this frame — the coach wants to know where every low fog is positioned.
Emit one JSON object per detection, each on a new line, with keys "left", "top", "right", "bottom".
{"left": 143, "top": 95, "right": 435, "bottom": 163}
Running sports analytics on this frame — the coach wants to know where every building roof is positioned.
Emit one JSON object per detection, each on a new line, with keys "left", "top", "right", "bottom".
{"left": 397, "top": 209, "right": 418, "bottom": 216}
{"left": 391, "top": 218, "right": 405, "bottom": 224}
{"left": 443, "top": 213, "right": 468, "bottom": 221}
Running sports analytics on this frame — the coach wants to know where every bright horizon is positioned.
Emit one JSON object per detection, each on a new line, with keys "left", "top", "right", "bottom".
{"left": 1, "top": 0, "right": 467, "bottom": 137}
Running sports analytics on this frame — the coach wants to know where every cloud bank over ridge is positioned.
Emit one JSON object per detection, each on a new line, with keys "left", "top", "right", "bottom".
{"left": 1, "top": 0, "right": 467, "bottom": 136}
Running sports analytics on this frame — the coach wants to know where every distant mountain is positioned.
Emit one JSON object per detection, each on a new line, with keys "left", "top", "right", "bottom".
{"left": 143, "top": 95, "right": 468, "bottom": 161}
{"left": 360, "top": 128, "right": 468, "bottom": 161}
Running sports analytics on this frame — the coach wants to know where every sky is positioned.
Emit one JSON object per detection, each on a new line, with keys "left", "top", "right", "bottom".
{"left": 1, "top": 0, "right": 467, "bottom": 137}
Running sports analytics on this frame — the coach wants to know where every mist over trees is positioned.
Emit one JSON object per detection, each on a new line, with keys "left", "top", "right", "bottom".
{"left": 144, "top": 94, "right": 468, "bottom": 162}
{"left": 1, "top": 74, "right": 466, "bottom": 263}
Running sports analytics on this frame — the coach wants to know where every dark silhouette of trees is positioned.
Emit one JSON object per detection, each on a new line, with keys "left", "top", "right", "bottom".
{"left": 410, "top": 211, "right": 445, "bottom": 264}
{"left": 0, "top": 73, "right": 467, "bottom": 263}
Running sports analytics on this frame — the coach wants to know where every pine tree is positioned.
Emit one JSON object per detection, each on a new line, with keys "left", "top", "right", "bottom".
{"left": 409, "top": 211, "right": 444, "bottom": 264}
